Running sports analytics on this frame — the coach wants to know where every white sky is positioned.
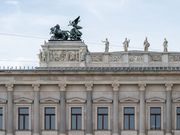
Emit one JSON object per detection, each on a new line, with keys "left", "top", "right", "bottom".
{"left": 0, "top": 0, "right": 180, "bottom": 67}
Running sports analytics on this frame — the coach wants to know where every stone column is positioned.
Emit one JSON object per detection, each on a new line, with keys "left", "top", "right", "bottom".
{"left": 165, "top": 83, "right": 173, "bottom": 135}
{"left": 85, "top": 83, "right": 93, "bottom": 135}
{"left": 59, "top": 83, "right": 67, "bottom": 135}
{"left": 6, "top": 84, "right": 14, "bottom": 135}
{"left": 32, "top": 84, "right": 40, "bottom": 135}
{"left": 112, "top": 83, "right": 120, "bottom": 135}
{"left": 138, "top": 83, "right": 146, "bottom": 135}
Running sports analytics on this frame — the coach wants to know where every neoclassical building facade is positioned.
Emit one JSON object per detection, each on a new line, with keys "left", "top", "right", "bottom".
{"left": 0, "top": 40, "right": 180, "bottom": 135}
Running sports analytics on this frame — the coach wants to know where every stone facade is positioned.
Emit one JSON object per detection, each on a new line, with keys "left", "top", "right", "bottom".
{"left": 0, "top": 40, "right": 180, "bottom": 135}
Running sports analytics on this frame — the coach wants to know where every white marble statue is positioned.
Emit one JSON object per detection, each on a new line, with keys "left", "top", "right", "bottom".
{"left": 123, "top": 38, "right": 130, "bottom": 52}
{"left": 144, "top": 37, "right": 150, "bottom": 52}
{"left": 102, "top": 38, "right": 109, "bottom": 53}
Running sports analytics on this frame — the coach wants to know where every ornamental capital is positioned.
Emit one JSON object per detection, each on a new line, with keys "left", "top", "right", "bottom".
{"left": 32, "top": 84, "right": 40, "bottom": 91}
{"left": 165, "top": 83, "right": 173, "bottom": 91}
{"left": 85, "top": 82, "right": 93, "bottom": 91}
{"left": 138, "top": 83, "right": 146, "bottom": 91}
{"left": 112, "top": 82, "right": 119, "bottom": 91}
{"left": 5, "top": 83, "right": 14, "bottom": 91}
{"left": 58, "top": 83, "right": 67, "bottom": 91}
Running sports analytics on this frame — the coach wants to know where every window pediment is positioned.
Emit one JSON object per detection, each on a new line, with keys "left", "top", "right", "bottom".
{"left": 173, "top": 97, "right": 180, "bottom": 103}
{"left": 0, "top": 98, "right": 7, "bottom": 104}
{"left": 66, "top": 97, "right": 86, "bottom": 103}
{"left": 14, "top": 97, "right": 33, "bottom": 104}
{"left": 40, "top": 97, "right": 59, "bottom": 104}
{"left": 146, "top": 97, "right": 165, "bottom": 103}
{"left": 93, "top": 97, "right": 112, "bottom": 103}
{"left": 119, "top": 97, "right": 139, "bottom": 103}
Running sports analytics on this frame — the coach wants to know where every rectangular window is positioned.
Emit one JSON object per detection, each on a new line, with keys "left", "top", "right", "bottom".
{"left": 44, "top": 107, "right": 55, "bottom": 130}
{"left": 97, "top": 107, "right": 108, "bottom": 130}
{"left": 150, "top": 107, "right": 161, "bottom": 130}
{"left": 0, "top": 107, "right": 3, "bottom": 130}
{"left": 177, "top": 107, "right": 180, "bottom": 129}
{"left": 18, "top": 107, "right": 29, "bottom": 130}
{"left": 124, "top": 107, "right": 135, "bottom": 130}
{"left": 71, "top": 107, "right": 82, "bottom": 130}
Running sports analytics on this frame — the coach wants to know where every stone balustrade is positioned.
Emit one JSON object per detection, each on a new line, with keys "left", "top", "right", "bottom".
{"left": 39, "top": 41, "right": 180, "bottom": 67}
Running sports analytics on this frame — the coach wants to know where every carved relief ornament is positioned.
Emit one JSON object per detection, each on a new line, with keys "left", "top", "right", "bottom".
{"left": 85, "top": 83, "right": 93, "bottom": 91}
{"left": 138, "top": 83, "right": 146, "bottom": 91}
{"left": 5, "top": 84, "right": 14, "bottom": 91}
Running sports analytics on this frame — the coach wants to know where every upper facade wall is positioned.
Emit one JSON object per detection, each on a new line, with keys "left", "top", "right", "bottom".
{"left": 39, "top": 41, "right": 180, "bottom": 67}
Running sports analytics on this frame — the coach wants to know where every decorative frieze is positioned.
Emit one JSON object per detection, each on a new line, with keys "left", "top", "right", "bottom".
{"left": 150, "top": 55, "right": 162, "bottom": 62}
{"left": 109, "top": 54, "right": 122, "bottom": 62}
{"left": 169, "top": 55, "right": 180, "bottom": 62}
{"left": 129, "top": 55, "right": 143, "bottom": 62}
{"left": 49, "top": 50, "right": 80, "bottom": 62}
{"left": 91, "top": 54, "right": 103, "bottom": 62}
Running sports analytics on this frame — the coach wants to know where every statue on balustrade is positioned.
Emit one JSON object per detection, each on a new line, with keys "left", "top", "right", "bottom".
{"left": 123, "top": 38, "right": 130, "bottom": 52}
{"left": 163, "top": 38, "right": 168, "bottom": 52}
{"left": 144, "top": 37, "right": 150, "bottom": 52}
{"left": 102, "top": 38, "right": 109, "bottom": 53}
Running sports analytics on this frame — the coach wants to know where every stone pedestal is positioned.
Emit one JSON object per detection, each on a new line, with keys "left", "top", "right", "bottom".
{"left": 39, "top": 40, "right": 88, "bottom": 67}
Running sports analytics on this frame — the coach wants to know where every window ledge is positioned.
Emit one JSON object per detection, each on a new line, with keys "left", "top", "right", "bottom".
{"left": 121, "top": 130, "right": 137, "bottom": 135}
{"left": 68, "top": 130, "right": 85, "bottom": 135}
{"left": 148, "top": 130, "right": 164, "bottom": 135}
{"left": 94, "top": 130, "right": 111, "bottom": 135}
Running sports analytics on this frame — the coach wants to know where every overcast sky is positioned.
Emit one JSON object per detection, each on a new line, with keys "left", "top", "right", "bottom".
{"left": 0, "top": 0, "right": 180, "bottom": 67}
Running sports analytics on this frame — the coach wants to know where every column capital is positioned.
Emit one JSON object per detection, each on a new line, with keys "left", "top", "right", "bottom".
{"left": 85, "top": 83, "right": 93, "bottom": 91}
{"left": 32, "top": 84, "right": 40, "bottom": 91}
{"left": 5, "top": 84, "right": 14, "bottom": 91}
{"left": 165, "top": 83, "right": 173, "bottom": 91}
{"left": 112, "top": 82, "right": 119, "bottom": 91}
{"left": 138, "top": 83, "right": 146, "bottom": 91}
{"left": 58, "top": 83, "right": 67, "bottom": 91}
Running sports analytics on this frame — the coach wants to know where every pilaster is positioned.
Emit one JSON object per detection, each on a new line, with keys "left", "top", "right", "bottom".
{"left": 32, "top": 84, "right": 40, "bottom": 135}
{"left": 85, "top": 83, "right": 93, "bottom": 135}
{"left": 138, "top": 83, "right": 146, "bottom": 135}
{"left": 58, "top": 83, "right": 67, "bottom": 135}
{"left": 165, "top": 83, "right": 173, "bottom": 135}
{"left": 112, "top": 82, "right": 119, "bottom": 135}
{"left": 6, "top": 83, "right": 14, "bottom": 135}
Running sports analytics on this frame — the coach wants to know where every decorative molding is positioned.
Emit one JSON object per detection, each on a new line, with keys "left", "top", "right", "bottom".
{"left": 146, "top": 97, "right": 165, "bottom": 103}
{"left": 5, "top": 83, "right": 14, "bottom": 91}
{"left": 14, "top": 97, "right": 33, "bottom": 104}
{"left": 173, "top": 97, "right": 180, "bottom": 103}
{"left": 165, "top": 83, "right": 173, "bottom": 91}
{"left": 40, "top": 97, "right": 59, "bottom": 104}
{"left": 85, "top": 83, "right": 93, "bottom": 91}
{"left": 138, "top": 83, "right": 146, "bottom": 91}
{"left": 0, "top": 98, "right": 7, "bottom": 104}
{"left": 66, "top": 97, "right": 86, "bottom": 103}
{"left": 119, "top": 97, "right": 139, "bottom": 103}
{"left": 93, "top": 97, "right": 112, "bottom": 103}
{"left": 32, "top": 84, "right": 40, "bottom": 91}
{"left": 58, "top": 83, "right": 67, "bottom": 91}
{"left": 112, "top": 82, "right": 119, "bottom": 91}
